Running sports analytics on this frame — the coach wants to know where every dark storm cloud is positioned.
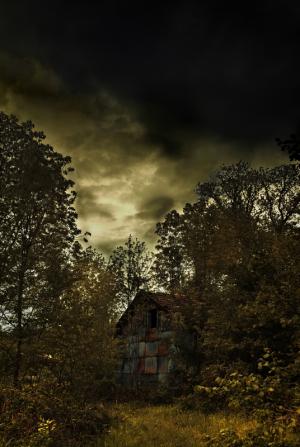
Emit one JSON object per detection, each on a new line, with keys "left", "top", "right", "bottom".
{"left": 76, "top": 186, "right": 116, "bottom": 220}
{"left": 96, "top": 238, "right": 131, "bottom": 257}
{"left": 136, "top": 196, "right": 175, "bottom": 221}
{"left": 0, "top": 51, "right": 288, "bottom": 252}
{"left": 0, "top": 1, "right": 297, "bottom": 252}
{"left": 0, "top": 52, "right": 63, "bottom": 98}
{"left": 1, "top": 0, "right": 300, "bottom": 156}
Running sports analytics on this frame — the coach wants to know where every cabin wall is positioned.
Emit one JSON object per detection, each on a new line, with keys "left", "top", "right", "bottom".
{"left": 117, "top": 304, "right": 175, "bottom": 387}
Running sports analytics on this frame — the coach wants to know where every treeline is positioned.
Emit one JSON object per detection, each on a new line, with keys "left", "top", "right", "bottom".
{"left": 0, "top": 111, "right": 299, "bottom": 446}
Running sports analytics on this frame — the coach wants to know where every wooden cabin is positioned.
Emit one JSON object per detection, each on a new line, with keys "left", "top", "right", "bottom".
{"left": 116, "top": 290, "right": 189, "bottom": 387}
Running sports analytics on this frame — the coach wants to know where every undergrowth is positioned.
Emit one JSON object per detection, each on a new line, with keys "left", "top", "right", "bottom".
{"left": 98, "top": 403, "right": 257, "bottom": 447}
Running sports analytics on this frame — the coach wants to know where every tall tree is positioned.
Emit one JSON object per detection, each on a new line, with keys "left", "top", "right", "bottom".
{"left": 153, "top": 210, "right": 188, "bottom": 293}
{"left": 108, "top": 235, "right": 153, "bottom": 309}
{"left": 39, "top": 247, "right": 119, "bottom": 400}
{"left": 0, "top": 112, "right": 80, "bottom": 386}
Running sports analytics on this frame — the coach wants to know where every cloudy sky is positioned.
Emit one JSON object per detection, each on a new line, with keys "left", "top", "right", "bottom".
{"left": 1, "top": 1, "right": 299, "bottom": 253}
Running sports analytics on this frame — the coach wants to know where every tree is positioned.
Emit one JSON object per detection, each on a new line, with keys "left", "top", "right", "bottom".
{"left": 195, "top": 161, "right": 262, "bottom": 218}
{"left": 153, "top": 210, "right": 189, "bottom": 293}
{"left": 276, "top": 134, "right": 300, "bottom": 161}
{"left": 108, "top": 235, "right": 153, "bottom": 309}
{"left": 0, "top": 112, "right": 80, "bottom": 387}
{"left": 39, "top": 248, "right": 119, "bottom": 400}
{"left": 257, "top": 164, "right": 300, "bottom": 232}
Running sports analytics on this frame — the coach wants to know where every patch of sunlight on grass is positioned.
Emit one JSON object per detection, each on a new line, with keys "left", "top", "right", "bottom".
{"left": 96, "top": 403, "right": 257, "bottom": 447}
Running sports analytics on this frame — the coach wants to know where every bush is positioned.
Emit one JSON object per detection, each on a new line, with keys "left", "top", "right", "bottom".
{"left": 180, "top": 349, "right": 300, "bottom": 447}
{"left": 0, "top": 384, "right": 111, "bottom": 446}
{"left": 181, "top": 349, "right": 299, "bottom": 418}
{"left": 204, "top": 424, "right": 296, "bottom": 447}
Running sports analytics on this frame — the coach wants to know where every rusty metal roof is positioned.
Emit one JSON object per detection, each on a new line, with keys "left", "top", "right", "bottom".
{"left": 146, "top": 291, "right": 189, "bottom": 310}
{"left": 117, "top": 290, "right": 189, "bottom": 329}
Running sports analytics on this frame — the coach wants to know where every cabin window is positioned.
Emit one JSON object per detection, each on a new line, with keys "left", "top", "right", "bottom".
{"left": 149, "top": 309, "right": 158, "bottom": 328}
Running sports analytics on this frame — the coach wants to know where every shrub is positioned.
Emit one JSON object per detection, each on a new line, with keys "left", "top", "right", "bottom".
{"left": 0, "top": 384, "right": 111, "bottom": 446}
{"left": 182, "top": 349, "right": 299, "bottom": 418}
{"left": 204, "top": 424, "right": 296, "bottom": 447}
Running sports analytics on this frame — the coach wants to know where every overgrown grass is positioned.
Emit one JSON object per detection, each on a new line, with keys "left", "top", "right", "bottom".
{"left": 97, "top": 403, "right": 257, "bottom": 447}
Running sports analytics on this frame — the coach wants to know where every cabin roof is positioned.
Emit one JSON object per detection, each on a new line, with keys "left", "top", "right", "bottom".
{"left": 117, "top": 290, "right": 188, "bottom": 330}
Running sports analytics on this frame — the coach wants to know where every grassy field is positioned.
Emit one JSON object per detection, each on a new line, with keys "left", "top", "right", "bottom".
{"left": 97, "top": 403, "right": 257, "bottom": 447}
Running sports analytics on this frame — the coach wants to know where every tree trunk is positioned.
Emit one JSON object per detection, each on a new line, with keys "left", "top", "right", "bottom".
{"left": 13, "top": 256, "right": 26, "bottom": 388}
